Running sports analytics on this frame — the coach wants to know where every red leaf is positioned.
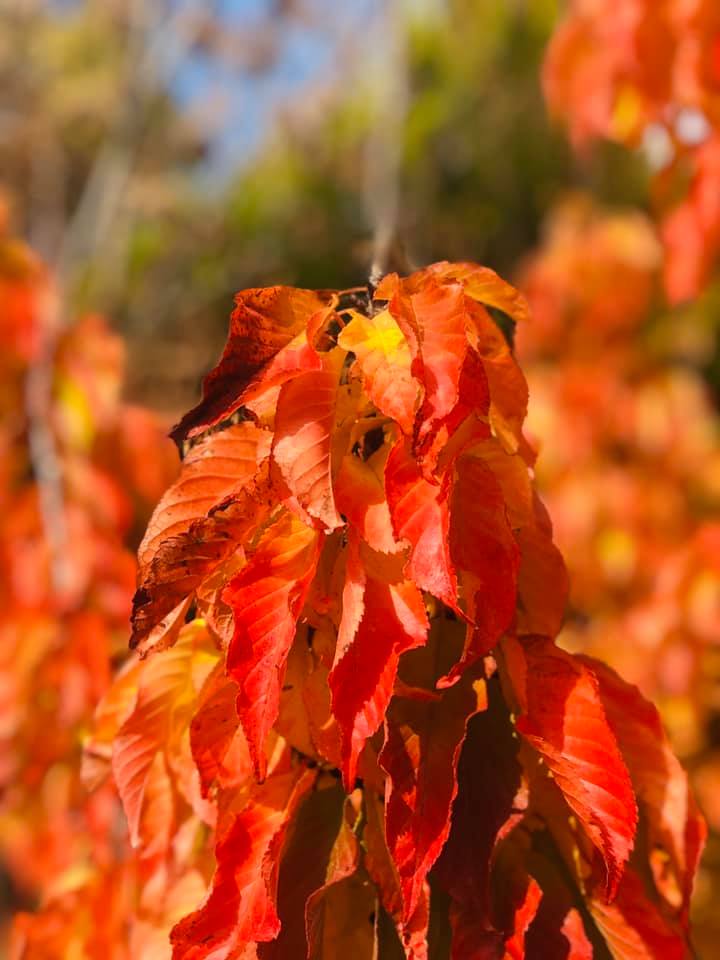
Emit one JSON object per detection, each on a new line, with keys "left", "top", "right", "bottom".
{"left": 329, "top": 537, "right": 429, "bottom": 788}
{"left": 272, "top": 349, "right": 343, "bottom": 531}
{"left": 380, "top": 657, "right": 486, "bottom": 925}
{"left": 400, "top": 279, "right": 468, "bottom": 445}
{"left": 399, "top": 883, "right": 431, "bottom": 960}
{"left": 515, "top": 497, "right": 568, "bottom": 639}
{"left": 240, "top": 331, "right": 323, "bottom": 414}
{"left": 560, "top": 910, "right": 593, "bottom": 959}
{"left": 468, "top": 445, "right": 567, "bottom": 638}
{"left": 503, "top": 877, "right": 542, "bottom": 960}
{"left": 413, "top": 346, "right": 491, "bottom": 474}
{"left": 580, "top": 656, "right": 706, "bottom": 922}
{"left": 377, "top": 273, "right": 516, "bottom": 473}
{"left": 275, "top": 631, "right": 323, "bottom": 760}
{"left": 589, "top": 867, "right": 688, "bottom": 960}
{"left": 170, "top": 768, "right": 314, "bottom": 959}
{"left": 224, "top": 511, "right": 321, "bottom": 778}
{"left": 465, "top": 299, "right": 528, "bottom": 453}
{"left": 171, "top": 286, "right": 333, "bottom": 445}
{"left": 501, "top": 636, "right": 637, "bottom": 900}
{"left": 385, "top": 438, "right": 459, "bottom": 612}
{"left": 442, "top": 455, "right": 520, "bottom": 686}
{"left": 361, "top": 759, "right": 403, "bottom": 917}
{"left": 514, "top": 833, "right": 594, "bottom": 960}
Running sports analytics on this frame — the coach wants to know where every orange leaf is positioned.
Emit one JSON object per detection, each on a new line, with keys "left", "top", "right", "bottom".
{"left": 337, "top": 307, "right": 418, "bottom": 434}
{"left": 138, "top": 423, "right": 271, "bottom": 573}
{"left": 131, "top": 467, "right": 273, "bottom": 647}
{"left": 112, "top": 622, "right": 219, "bottom": 852}
{"left": 272, "top": 349, "right": 344, "bottom": 531}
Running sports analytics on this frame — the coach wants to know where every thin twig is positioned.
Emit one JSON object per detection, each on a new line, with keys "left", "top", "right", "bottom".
{"left": 363, "top": 0, "right": 409, "bottom": 285}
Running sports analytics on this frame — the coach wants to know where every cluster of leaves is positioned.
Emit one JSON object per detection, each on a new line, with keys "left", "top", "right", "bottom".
{"left": 0, "top": 212, "right": 175, "bottom": 940}
{"left": 544, "top": 0, "right": 720, "bottom": 303}
{"left": 14, "top": 261, "right": 706, "bottom": 957}
{"left": 516, "top": 195, "right": 720, "bottom": 940}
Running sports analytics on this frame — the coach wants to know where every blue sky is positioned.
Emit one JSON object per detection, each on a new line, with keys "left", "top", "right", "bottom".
{"left": 171, "top": 0, "right": 378, "bottom": 179}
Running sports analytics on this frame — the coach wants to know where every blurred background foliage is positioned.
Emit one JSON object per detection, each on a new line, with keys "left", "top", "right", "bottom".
{"left": 2, "top": 0, "right": 720, "bottom": 955}
{"left": 0, "top": 0, "right": 661, "bottom": 411}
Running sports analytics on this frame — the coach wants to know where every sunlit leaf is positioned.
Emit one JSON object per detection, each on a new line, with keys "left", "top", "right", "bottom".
{"left": 171, "top": 286, "right": 333, "bottom": 445}
{"left": 329, "top": 536, "right": 428, "bottom": 788}
{"left": 225, "top": 511, "right": 322, "bottom": 778}
{"left": 501, "top": 636, "right": 637, "bottom": 899}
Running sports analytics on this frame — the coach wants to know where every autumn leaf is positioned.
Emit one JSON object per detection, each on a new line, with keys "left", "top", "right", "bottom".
{"left": 240, "top": 329, "right": 323, "bottom": 415}
{"left": 131, "top": 467, "right": 274, "bottom": 647}
{"left": 391, "top": 278, "right": 469, "bottom": 447}
{"left": 500, "top": 635, "right": 637, "bottom": 900}
{"left": 503, "top": 877, "right": 542, "bottom": 960}
{"left": 334, "top": 444, "right": 399, "bottom": 555}
{"left": 560, "top": 910, "right": 593, "bottom": 959}
{"left": 465, "top": 299, "right": 528, "bottom": 453}
{"left": 412, "top": 345, "right": 491, "bottom": 474}
{"left": 375, "top": 261, "right": 529, "bottom": 326}
{"left": 337, "top": 307, "right": 418, "bottom": 435}
{"left": 499, "top": 825, "right": 595, "bottom": 960}
{"left": 434, "top": 674, "right": 524, "bottom": 958}
{"left": 589, "top": 867, "right": 688, "bottom": 960}
{"left": 171, "top": 286, "right": 333, "bottom": 445}
{"left": 224, "top": 510, "right": 322, "bottom": 778}
{"left": 385, "top": 437, "right": 458, "bottom": 612}
{"left": 466, "top": 442, "right": 567, "bottom": 638}
{"left": 170, "top": 767, "right": 315, "bottom": 959}
{"left": 379, "top": 622, "right": 487, "bottom": 926}
{"left": 515, "top": 498, "right": 568, "bottom": 639}
{"left": 138, "top": 422, "right": 271, "bottom": 573}
{"left": 112, "top": 621, "right": 219, "bottom": 852}
{"left": 329, "top": 535, "right": 428, "bottom": 788}
{"left": 423, "top": 262, "right": 531, "bottom": 324}
{"left": 190, "top": 663, "right": 251, "bottom": 800}
{"left": 580, "top": 656, "right": 706, "bottom": 922}
{"left": 272, "top": 348, "right": 344, "bottom": 530}
{"left": 442, "top": 454, "right": 519, "bottom": 686}
{"left": 306, "top": 832, "right": 376, "bottom": 960}
{"left": 259, "top": 783, "right": 345, "bottom": 957}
